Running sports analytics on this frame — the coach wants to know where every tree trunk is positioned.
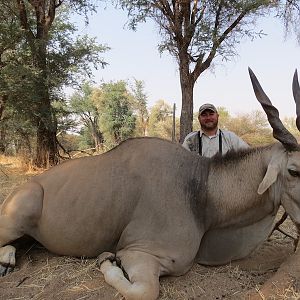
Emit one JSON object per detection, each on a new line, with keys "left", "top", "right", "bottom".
{"left": 178, "top": 52, "right": 195, "bottom": 143}
{"left": 0, "top": 128, "right": 6, "bottom": 153}
{"left": 33, "top": 81, "right": 58, "bottom": 168}
{"left": 17, "top": 0, "right": 59, "bottom": 167}
{"left": 35, "top": 121, "right": 58, "bottom": 168}
{"left": 0, "top": 94, "right": 8, "bottom": 153}
{"left": 91, "top": 123, "right": 103, "bottom": 152}
{"left": 34, "top": 18, "right": 58, "bottom": 167}
{"left": 34, "top": 94, "right": 58, "bottom": 168}
{"left": 34, "top": 46, "right": 58, "bottom": 168}
{"left": 34, "top": 45, "right": 58, "bottom": 167}
{"left": 0, "top": 94, "right": 7, "bottom": 120}
{"left": 179, "top": 79, "right": 194, "bottom": 143}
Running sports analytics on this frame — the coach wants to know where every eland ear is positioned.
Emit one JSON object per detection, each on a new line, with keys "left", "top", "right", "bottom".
{"left": 257, "top": 164, "right": 280, "bottom": 195}
{"left": 257, "top": 144, "right": 286, "bottom": 195}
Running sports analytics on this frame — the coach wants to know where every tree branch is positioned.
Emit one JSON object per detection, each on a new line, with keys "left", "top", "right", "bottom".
{"left": 194, "top": 1, "right": 206, "bottom": 28}
{"left": 46, "top": 0, "right": 57, "bottom": 30}
{"left": 55, "top": 0, "right": 63, "bottom": 9}
{"left": 193, "top": 3, "right": 249, "bottom": 81}
{"left": 17, "top": 0, "right": 36, "bottom": 43}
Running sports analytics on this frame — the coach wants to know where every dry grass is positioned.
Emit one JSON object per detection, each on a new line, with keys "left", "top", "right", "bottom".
{"left": 0, "top": 247, "right": 106, "bottom": 300}
{"left": 0, "top": 154, "right": 47, "bottom": 178}
{"left": 0, "top": 154, "right": 32, "bottom": 173}
{"left": 0, "top": 154, "right": 45, "bottom": 204}
{"left": 253, "top": 282, "right": 300, "bottom": 300}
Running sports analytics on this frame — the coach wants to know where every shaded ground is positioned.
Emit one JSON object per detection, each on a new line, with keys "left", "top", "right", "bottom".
{"left": 0, "top": 160, "right": 298, "bottom": 300}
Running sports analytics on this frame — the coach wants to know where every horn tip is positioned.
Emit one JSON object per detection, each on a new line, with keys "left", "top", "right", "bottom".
{"left": 293, "top": 69, "right": 299, "bottom": 84}
{"left": 248, "top": 67, "right": 257, "bottom": 82}
{"left": 248, "top": 67, "right": 254, "bottom": 77}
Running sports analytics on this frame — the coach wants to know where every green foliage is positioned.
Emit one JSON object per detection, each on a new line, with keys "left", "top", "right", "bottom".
{"left": 78, "top": 126, "right": 96, "bottom": 149}
{"left": 70, "top": 83, "right": 96, "bottom": 115}
{"left": 0, "top": 1, "right": 108, "bottom": 163}
{"left": 220, "top": 110, "right": 274, "bottom": 146}
{"left": 0, "top": 105, "right": 36, "bottom": 156}
{"left": 192, "top": 112, "right": 200, "bottom": 131}
{"left": 277, "top": 0, "right": 300, "bottom": 44}
{"left": 48, "top": 12, "right": 109, "bottom": 92}
{"left": 117, "top": 0, "right": 272, "bottom": 64}
{"left": 69, "top": 82, "right": 103, "bottom": 151}
{"left": 130, "top": 79, "right": 149, "bottom": 136}
{"left": 92, "top": 81, "right": 136, "bottom": 148}
{"left": 57, "top": 133, "right": 82, "bottom": 153}
{"left": 217, "top": 107, "right": 231, "bottom": 127}
{"left": 148, "top": 100, "right": 179, "bottom": 140}
{"left": 283, "top": 117, "right": 300, "bottom": 141}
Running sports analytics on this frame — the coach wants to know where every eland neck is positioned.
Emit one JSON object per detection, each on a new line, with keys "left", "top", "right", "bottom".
{"left": 204, "top": 145, "right": 281, "bottom": 229}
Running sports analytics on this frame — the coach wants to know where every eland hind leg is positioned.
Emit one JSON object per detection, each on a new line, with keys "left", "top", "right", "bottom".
{"left": 98, "top": 250, "right": 161, "bottom": 300}
{"left": 0, "top": 181, "right": 43, "bottom": 276}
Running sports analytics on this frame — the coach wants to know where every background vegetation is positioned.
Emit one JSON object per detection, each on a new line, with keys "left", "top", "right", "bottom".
{"left": 1, "top": 0, "right": 300, "bottom": 166}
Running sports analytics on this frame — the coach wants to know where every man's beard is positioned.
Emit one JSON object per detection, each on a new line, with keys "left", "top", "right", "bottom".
{"left": 200, "top": 121, "right": 218, "bottom": 131}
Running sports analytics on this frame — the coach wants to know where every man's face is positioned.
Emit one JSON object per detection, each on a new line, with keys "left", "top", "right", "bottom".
{"left": 198, "top": 109, "right": 219, "bottom": 131}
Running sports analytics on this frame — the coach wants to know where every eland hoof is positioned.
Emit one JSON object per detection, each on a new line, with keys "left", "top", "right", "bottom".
{"left": 0, "top": 245, "right": 16, "bottom": 276}
{"left": 97, "top": 251, "right": 116, "bottom": 266}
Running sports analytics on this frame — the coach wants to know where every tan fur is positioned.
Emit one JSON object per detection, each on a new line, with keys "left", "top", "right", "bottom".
{"left": 0, "top": 138, "right": 300, "bottom": 300}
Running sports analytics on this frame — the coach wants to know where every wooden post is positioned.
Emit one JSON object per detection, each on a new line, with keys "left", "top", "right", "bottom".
{"left": 172, "top": 103, "right": 176, "bottom": 142}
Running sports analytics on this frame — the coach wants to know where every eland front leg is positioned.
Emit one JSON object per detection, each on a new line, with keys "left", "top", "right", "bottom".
{"left": 0, "top": 181, "right": 43, "bottom": 276}
{"left": 98, "top": 250, "right": 161, "bottom": 300}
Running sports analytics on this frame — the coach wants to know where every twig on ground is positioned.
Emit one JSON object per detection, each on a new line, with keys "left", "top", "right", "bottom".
{"left": 269, "top": 211, "right": 299, "bottom": 251}
{"left": 0, "top": 165, "right": 9, "bottom": 178}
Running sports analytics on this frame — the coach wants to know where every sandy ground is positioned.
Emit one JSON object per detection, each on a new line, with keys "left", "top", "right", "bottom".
{"left": 0, "top": 162, "right": 298, "bottom": 300}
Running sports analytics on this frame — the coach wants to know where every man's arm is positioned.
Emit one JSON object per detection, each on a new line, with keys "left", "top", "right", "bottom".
{"left": 228, "top": 131, "right": 249, "bottom": 151}
{"left": 182, "top": 138, "right": 191, "bottom": 151}
{"left": 182, "top": 131, "right": 198, "bottom": 152}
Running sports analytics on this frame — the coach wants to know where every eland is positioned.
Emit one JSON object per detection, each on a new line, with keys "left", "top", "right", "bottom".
{"left": 0, "top": 68, "right": 300, "bottom": 299}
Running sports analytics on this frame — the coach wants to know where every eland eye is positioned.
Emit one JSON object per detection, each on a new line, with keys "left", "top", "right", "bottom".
{"left": 288, "top": 169, "right": 300, "bottom": 177}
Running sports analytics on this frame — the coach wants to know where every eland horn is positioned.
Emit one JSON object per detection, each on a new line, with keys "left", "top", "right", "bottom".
{"left": 293, "top": 69, "right": 300, "bottom": 132}
{"left": 248, "top": 67, "right": 299, "bottom": 151}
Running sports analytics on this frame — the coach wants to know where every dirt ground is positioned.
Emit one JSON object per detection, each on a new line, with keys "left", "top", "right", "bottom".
{"left": 0, "top": 161, "right": 299, "bottom": 300}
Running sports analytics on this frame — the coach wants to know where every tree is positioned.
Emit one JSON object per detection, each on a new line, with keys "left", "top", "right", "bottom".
{"left": 0, "top": 2, "right": 23, "bottom": 152}
{"left": 283, "top": 117, "right": 300, "bottom": 141}
{"left": 0, "top": 1, "right": 107, "bottom": 167}
{"left": 0, "top": 105, "right": 36, "bottom": 156}
{"left": 70, "top": 83, "right": 103, "bottom": 151}
{"left": 148, "top": 99, "right": 179, "bottom": 140}
{"left": 117, "top": 0, "right": 275, "bottom": 142}
{"left": 223, "top": 110, "right": 273, "bottom": 146}
{"left": 278, "top": 0, "right": 300, "bottom": 43}
{"left": 92, "top": 81, "right": 136, "bottom": 148}
{"left": 130, "top": 79, "right": 149, "bottom": 136}
{"left": 17, "top": 0, "right": 65, "bottom": 167}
